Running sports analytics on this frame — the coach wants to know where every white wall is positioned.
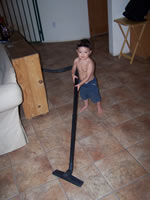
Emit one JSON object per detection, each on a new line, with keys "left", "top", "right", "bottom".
{"left": 38, "top": 0, "right": 90, "bottom": 42}
{"left": 0, "top": 0, "right": 40, "bottom": 42}
{"left": 107, "top": 0, "right": 130, "bottom": 56}
{"left": 0, "top": 0, "right": 90, "bottom": 42}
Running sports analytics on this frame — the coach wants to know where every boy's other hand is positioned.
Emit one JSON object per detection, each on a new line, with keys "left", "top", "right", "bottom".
{"left": 72, "top": 75, "right": 78, "bottom": 83}
{"left": 75, "top": 83, "right": 80, "bottom": 91}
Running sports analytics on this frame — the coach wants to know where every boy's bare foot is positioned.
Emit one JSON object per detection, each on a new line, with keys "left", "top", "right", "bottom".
{"left": 79, "top": 105, "right": 88, "bottom": 113}
{"left": 79, "top": 100, "right": 88, "bottom": 113}
{"left": 97, "top": 102, "right": 102, "bottom": 115}
{"left": 97, "top": 107, "right": 103, "bottom": 115}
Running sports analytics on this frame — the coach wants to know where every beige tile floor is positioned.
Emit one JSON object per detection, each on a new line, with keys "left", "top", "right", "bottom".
{"left": 0, "top": 34, "right": 150, "bottom": 200}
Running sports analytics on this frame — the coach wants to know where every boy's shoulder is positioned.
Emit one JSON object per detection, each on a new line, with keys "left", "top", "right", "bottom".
{"left": 87, "top": 57, "right": 94, "bottom": 65}
{"left": 74, "top": 57, "right": 79, "bottom": 63}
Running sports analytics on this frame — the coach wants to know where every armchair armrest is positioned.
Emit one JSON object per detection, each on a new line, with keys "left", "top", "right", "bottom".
{"left": 0, "top": 83, "right": 22, "bottom": 112}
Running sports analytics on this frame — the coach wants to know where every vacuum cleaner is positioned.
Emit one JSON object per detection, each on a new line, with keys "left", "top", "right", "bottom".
{"left": 52, "top": 70, "right": 84, "bottom": 187}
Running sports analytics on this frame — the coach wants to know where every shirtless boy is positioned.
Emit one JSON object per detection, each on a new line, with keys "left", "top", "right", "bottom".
{"left": 72, "top": 39, "right": 102, "bottom": 114}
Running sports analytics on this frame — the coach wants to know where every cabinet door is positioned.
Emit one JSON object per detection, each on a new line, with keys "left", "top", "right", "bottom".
{"left": 130, "top": 22, "right": 150, "bottom": 58}
{"left": 88, "top": 0, "right": 108, "bottom": 37}
{"left": 12, "top": 53, "right": 49, "bottom": 119}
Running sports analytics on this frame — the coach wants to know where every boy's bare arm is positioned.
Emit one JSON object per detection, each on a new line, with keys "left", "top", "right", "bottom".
{"left": 72, "top": 59, "right": 78, "bottom": 83}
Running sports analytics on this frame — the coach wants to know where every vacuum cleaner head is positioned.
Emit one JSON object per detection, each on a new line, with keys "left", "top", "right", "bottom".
{"left": 53, "top": 169, "right": 84, "bottom": 187}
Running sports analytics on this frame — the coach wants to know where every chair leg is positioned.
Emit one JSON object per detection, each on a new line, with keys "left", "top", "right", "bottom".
{"left": 118, "top": 25, "right": 130, "bottom": 59}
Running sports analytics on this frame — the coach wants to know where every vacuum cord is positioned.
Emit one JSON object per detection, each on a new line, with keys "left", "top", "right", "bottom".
{"left": 42, "top": 65, "right": 72, "bottom": 73}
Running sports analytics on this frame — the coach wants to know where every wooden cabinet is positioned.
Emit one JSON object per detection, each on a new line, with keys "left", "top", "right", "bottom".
{"left": 6, "top": 33, "right": 49, "bottom": 119}
{"left": 130, "top": 14, "right": 150, "bottom": 58}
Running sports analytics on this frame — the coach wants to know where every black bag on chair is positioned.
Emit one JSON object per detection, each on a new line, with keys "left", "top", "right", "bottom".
{"left": 123, "top": 0, "right": 150, "bottom": 21}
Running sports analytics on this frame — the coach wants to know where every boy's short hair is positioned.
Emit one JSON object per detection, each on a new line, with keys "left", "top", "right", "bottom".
{"left": 76, "top": 39, "right": 93, "bottom": 50}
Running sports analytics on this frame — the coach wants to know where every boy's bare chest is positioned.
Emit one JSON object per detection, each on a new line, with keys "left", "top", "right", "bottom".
{"left": 77, "top": 61, "right": 88, "bottom": 71}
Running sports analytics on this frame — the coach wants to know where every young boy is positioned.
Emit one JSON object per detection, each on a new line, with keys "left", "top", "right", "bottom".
{"left": 72, "top": 39, "right": 102, "bottom": 114}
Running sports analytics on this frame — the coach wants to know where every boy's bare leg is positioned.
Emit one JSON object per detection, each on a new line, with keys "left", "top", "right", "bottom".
{"left": 97, "top": 101, "right": 102, "bottom": 114}
{"left": 80, "top": 99, "right": 88, "bottom": 113}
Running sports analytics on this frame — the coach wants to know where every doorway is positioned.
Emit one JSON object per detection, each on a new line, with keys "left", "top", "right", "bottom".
{"left": 88, "top": 0, "right": 108, "bottom": 37}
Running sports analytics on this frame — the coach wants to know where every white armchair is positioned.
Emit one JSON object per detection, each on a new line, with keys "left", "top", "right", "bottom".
{"left": 0, "top": 43, "right": 28, "bottom": 155}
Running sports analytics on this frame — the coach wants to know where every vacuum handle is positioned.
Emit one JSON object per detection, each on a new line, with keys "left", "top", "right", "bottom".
{"left": 68, "top": 70, "right": 78, "bottom": 172}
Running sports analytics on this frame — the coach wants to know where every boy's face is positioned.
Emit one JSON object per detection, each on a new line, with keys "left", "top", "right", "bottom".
{"left": 76, "top": 47, "right": 92, "bottom": 60}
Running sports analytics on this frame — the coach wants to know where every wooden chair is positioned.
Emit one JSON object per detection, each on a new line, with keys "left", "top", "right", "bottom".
{"left": 114, "top": 17, "right": 150, "bottom": 64}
